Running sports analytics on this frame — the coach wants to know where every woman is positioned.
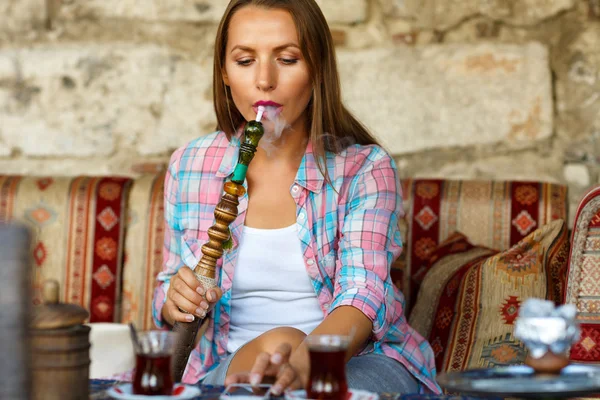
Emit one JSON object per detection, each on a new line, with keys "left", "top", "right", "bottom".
{"left": 152, "top": 0, "right": 441, "bottom": 395}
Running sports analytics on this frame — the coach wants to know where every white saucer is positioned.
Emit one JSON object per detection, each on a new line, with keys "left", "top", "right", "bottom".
{"left": 107, "top": 383, "right": 201, "bottom": 399}
{"left": 285, "top": 389, "right": 378, "bottom": 400}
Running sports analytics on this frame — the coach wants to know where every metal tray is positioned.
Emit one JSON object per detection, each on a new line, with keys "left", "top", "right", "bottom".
{"left": 437, "top": 364, "right": 600, "bottom": 399}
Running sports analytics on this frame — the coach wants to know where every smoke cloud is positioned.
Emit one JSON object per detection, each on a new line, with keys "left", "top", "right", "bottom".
{"left": 253, "top": 107, "right": 360, "bottom": 156}
{"left": 258, "top": 106, "right": 291, "bottom": 157}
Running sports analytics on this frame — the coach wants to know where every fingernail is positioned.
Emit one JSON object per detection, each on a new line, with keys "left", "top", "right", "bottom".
{"left": 185, "top": 314, "right": 195, "bottom": 322}
{"left": 250, "top": 373, "right": 261, "bottom": 386}
{"left": 271, "top": 353, "right": 282, "bottom": 364}
{"left": 201, "top": 301, "right": 209, "bottom": 310}
{"left": 271, "top": 385, "right": 282, "bottom": 396}
{"left": 195, "top": 308, "right": 204, "bottom": 317}
{"left": 207, "top": 290, "right": 214, "bottom": 302}
{"left": 196, "top": 286, "right": 205, "bottom": 295}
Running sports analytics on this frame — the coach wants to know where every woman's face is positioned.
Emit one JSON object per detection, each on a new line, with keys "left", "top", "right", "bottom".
{"left": 224, "top": 6, "right": 313, "bottom": 136}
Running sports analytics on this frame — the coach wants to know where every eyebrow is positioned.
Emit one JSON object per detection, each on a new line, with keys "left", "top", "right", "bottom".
{"left": 230, "top": 43, "right": 301, "bottom": 53}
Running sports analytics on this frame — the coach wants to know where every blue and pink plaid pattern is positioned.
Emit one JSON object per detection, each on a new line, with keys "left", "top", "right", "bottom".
{"left": 152, "top": 131, "right": 441, "bottom": 394}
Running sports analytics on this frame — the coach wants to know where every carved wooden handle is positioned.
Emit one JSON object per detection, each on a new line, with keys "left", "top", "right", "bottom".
{"left": 171, "top": 120, "right": 263, "bottom": 382}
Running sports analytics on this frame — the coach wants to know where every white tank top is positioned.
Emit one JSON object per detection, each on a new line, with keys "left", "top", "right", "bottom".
{"left": 226, "top": 224, "right": 324, "bottom": 353}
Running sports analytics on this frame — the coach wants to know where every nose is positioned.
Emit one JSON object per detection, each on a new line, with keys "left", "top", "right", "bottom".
{"left": 256, "top": 60, "right": 276, "bottom": 92}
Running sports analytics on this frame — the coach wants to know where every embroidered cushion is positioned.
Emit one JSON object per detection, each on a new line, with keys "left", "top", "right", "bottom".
{"left": 409, "top": 219, "right": 569, "bottom": 372}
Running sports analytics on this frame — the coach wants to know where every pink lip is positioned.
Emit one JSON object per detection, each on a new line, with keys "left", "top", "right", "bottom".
{"left": 254, "top": 100, "right": 282, "bottom": 107}
{"left": 253, "top": 101, "right": 283, "bottom": 119}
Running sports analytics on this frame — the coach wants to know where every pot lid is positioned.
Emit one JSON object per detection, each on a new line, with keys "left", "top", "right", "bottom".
{"left": 31, "top": 280, "right": 89, "bottom": 330}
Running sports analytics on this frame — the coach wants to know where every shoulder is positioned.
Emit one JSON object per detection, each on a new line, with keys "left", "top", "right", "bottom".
{"left": 167, "top": 131, "right": 229, "bottom": 176}
{"left": 332, "top": 144, "right": 397, "bottom": 180}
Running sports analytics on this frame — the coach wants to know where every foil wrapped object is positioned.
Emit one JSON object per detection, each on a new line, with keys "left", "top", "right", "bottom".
{"left": 514, "top": 299, "right": 580, "bottom": 359}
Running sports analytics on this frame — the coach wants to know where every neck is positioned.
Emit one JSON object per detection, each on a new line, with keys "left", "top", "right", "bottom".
{"left": 253, "top": 124, "right": 308, "bottom": 166}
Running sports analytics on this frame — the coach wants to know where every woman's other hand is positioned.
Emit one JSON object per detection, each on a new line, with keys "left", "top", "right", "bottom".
{"left": 162, "top": 266, "right": 222, "bottom": 325}
{"left": 225, "top": 343, "right": 305, "bottom": 396}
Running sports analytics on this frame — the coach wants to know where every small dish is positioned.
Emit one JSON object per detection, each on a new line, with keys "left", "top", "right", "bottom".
{"left": 285, "top": 389, "right": 378, "bottom": 400}
{"left": 107, "top": 383, "right": 201, "bottom": 399}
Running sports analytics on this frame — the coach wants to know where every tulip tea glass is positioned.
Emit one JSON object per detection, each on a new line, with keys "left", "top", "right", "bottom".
{"left": 306, "top": 335, "right": 350, "bottom": 400}
{"left": 132, "top": 331, "right": 178, "bottom": 395}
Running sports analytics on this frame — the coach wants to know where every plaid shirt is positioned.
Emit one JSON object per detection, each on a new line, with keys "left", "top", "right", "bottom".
{"left": 153, "top": 131, "right": 441, "bottom": 394}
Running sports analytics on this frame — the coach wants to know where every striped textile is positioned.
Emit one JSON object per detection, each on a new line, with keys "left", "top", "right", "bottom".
{"left": 566, "top": 186, "right": 600, "bottom": 364}
{"left": 394, "top": 179, "right": 568, "bottom": 314}
{"left": 0, "top": 175, "right": 131, "bottom": 322}
{"left": 121, "top": 172, "right": 166, "bottom": 330}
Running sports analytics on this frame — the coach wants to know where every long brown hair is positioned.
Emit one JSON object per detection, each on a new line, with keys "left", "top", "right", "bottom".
{"left": 213, "top": 0, "right": 381, "bottom": 184}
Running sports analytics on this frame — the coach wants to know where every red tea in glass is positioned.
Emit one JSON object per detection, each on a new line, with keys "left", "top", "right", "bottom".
{"left": 306, "top": 335, "right": 350, "bottom": 400}
{"left": 133, "top": 353, "right": 173, "bottom": 395}
{"left": 131, "top": 330, "right": 178, "bottom": 396}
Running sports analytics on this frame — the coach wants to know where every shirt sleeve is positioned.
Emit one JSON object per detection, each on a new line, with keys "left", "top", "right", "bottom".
{"left": 152, "top": 149, "right": 186, "bottom": 329}
{"left": 330, "top": 151, "right": 405, "bottom": 341}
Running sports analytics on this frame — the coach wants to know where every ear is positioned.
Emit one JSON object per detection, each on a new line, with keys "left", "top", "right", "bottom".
{"left": 222, "top": 68, "right": 230, "bottom": 86}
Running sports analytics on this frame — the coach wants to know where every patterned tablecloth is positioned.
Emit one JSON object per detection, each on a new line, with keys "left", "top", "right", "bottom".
{"left": 89, "top": 380, "right": 500, "bottom": 400}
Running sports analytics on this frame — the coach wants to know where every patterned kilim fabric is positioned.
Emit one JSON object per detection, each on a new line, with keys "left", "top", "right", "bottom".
{"left": 0, "top": 175, "right": 131, "bottom": 322}
{"left": 121, "top": 172, "right": 166, "bottom": 330}
{"left": 409, "top": 219, "right": 569, "bottom": 373}
{"left": 566, "top": 186, "right": 600, "bottom": 363}
{"left": 393, "top": 179, "right": 568, "bottom": 316}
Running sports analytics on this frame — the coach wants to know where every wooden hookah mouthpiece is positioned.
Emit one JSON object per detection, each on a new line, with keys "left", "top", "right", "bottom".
{"left": 172, "top": 114, "right": 265, "bottom": 382}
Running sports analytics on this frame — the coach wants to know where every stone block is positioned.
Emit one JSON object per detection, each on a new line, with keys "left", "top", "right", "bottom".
{"left": 58, "top": 0, "right": 367, "bottom": 24}
{"left": 58, "top": 0, "right": 227, "bottom": 23}
{"left": 338, "top": 42, "right": 553, "bottom": 155}
{"left": 555, "top": 24, "right": 600, "bottom": 142}
{"left": 316, "top": 0, "right": 368, "bottom": 24}
{"left": 0, "top": 44, "right": 213, "bottom": 157}
{"left": 141, "top": 59, "right": 215, "bottom": 155}
{"left": 0, "top": 0, "right": 46, "bottom": 31}
{"left": 380, "top": 0, "right": 575, "bottom": 29}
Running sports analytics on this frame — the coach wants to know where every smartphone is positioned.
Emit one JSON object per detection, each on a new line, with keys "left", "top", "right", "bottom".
{"left": 220, "top": 383, "right": 273, "bottom": 400}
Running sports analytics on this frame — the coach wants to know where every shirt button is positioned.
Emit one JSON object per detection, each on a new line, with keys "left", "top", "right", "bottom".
{"left": 298, "top": 212, "right": 306, "bottom": 221}
{"left": 324, "top": 303, "right": 331, "bottom": 309}
{"left": 307, "top": 259, "right": 315, "bottom": 266}
{"left": 292, "top": 185, "right": 300, "bottom": 193}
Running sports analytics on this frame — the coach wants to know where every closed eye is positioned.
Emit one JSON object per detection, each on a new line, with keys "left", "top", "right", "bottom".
{"left": 280, "top": 58, "right": 298, "bottom": 65}
{"left": 236, "top": 59, "right": 253, "bottom": 66}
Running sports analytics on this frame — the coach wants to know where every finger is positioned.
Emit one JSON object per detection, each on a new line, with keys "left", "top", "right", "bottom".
{"left": 178, "top": 267, "right": 202, "bottom": 291}
{"left": 170, "top": 290, "right": 206, "bottom": 318}
{"left": 249, "top": 352, "right": 271, "bottom": 386}
{"left": 206, "top": 287, "right": 223, "bottom": 303}
{"left": 224, "top": 372, "right": 251, "bottom": 386}
{"left": 271, "top": 342, "right": 292, "bottom": 365}
{"left": 271, "top": 364, "right": 297, "bottom": 396}
{"left": 171, "top": 276, "right": 204, "bottom": 307}
{"left": 166, "top": 301, "right": 196, "bottom": 323}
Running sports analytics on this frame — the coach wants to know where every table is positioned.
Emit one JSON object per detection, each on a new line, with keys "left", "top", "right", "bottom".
{"left": 89, "top": 379, "right": 500, "bottom": 400}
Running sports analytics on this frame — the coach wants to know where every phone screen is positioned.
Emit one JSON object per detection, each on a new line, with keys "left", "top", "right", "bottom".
{"left": 222, "top": 384, "right": 272, "bottom": 399}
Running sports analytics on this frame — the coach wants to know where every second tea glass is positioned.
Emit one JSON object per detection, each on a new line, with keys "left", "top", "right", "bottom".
{"left": 306, "top": 334, "right": 350, "bottom": 400}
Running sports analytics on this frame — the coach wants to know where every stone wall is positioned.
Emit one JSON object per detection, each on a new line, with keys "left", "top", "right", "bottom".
{"left": 1, "top": 0, "right": 599, "bottom": 223}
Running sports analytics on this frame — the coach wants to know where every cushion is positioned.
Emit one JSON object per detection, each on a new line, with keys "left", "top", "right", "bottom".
{"left": 395, "top": 179, "right": 568, "bottom": 315}
{"left": 0, "top": 175, "right": 132, "bottom": 322}
{"left": 409, "top": 219, "right": 569, "bottom": 373}
{"left": 566, "top": 186, "right": 600, "bottom": 363}
{"left": 121, "top": 172, "right": 166, "bottom": 330}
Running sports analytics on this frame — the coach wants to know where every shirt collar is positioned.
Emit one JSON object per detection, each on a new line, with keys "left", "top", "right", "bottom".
{"left": 294, "top": 140, "right": 325, "bottom": 194}
{"left": 216, "top": 133, "right": 240, "bottom": 179}
{"left": 216, "top": 133, "right": 325, "bottom": 194}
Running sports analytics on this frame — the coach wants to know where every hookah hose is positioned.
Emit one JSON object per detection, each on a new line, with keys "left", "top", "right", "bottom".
{"left": 172, "top": 107, "right": 266, "bottom": 382}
